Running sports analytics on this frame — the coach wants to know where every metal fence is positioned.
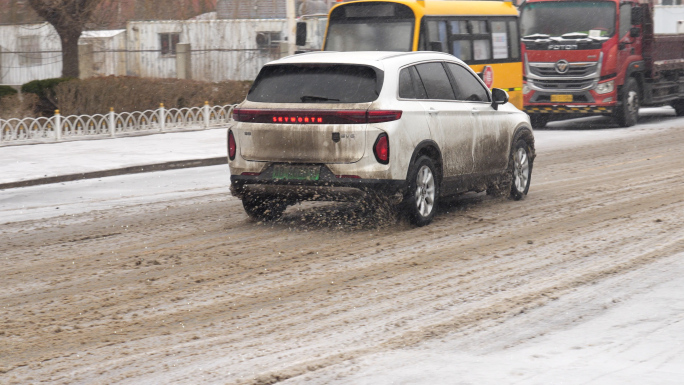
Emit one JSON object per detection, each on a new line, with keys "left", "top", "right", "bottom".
{"left": 0, "top": 103, "right": 236, "bottom": 146}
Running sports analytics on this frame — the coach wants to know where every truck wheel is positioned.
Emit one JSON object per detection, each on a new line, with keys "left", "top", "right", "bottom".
{"left": 404, "top": 156, "right": 440, "bottom": 227}
{"left": 672, "top": 100, "right": 684, "bottom": 117}
{"left": 242, "top": 195, "right": 286, "bottom": 221}
{"left": 530, "top": 114, "right": 548, "bottom": 129}
{"left": 616, "top": 77, "right": 639, "bottom": 127}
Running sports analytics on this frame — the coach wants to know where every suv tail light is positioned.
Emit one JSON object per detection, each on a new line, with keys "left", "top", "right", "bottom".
{"left": 373, "top": 133, "right": 389, "bottom": 164}
{"left": 232, "top": 108, "right": 402, "bottom": 124}
{"left": 228, "top": 130, "right": 236, "bottom": 160}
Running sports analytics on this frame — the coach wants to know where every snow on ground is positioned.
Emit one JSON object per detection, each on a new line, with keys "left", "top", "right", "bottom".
{"left": 293, "top": 252, "right": 684, "bottom": 385}
{"left": 0, "top": 128, "right": 228, "bottom": 184}
{"left": 534, "top": 106, "right": 678, "bottom": 152}
{"left": 2, "top": 107, "right": 679, "bottom": 225}
{"left": 0, "top": 164, "right": 230, "bottom": 223}
{"left": 1, "top": 107, "right": 683, "bottom": 383}
{"left": 0, "top": 107, "right": 679, "bottom": 186}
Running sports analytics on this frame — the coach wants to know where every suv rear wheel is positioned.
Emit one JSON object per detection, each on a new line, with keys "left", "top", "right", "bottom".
{"left": 404, "top": 156, "right": 440, "bottom": 226}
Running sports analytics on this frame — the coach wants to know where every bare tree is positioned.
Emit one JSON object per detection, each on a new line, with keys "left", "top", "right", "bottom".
{"left": 27, "top": 0, "right": 104, "bottom": 78}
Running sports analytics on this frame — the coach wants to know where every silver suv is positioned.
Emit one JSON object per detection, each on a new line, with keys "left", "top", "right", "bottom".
{"left": 228, "top": 51, "right": 534, "bottom": 226}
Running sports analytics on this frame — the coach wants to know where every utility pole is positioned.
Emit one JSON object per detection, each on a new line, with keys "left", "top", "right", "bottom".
{"left": 286, "top": 0, "right": 296, "bottom": 56}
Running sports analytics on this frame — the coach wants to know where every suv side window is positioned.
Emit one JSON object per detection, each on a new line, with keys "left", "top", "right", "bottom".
{"left": 446, "top": 63, "right": 490, "bottom": 102}
{"left": 415, "top": 62, "right": 455, "bottom": 100}
{"left": 399, "top": 66, "right": 428, "bottom": 99}
{"left": 398, "top": 67, "right": 416, "bottom": 99}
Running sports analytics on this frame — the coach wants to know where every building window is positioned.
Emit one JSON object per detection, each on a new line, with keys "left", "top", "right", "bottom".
{"left": 256, "top": 31, "right": 281, "bottom": 55}
{"left": 160, "top": 33, "right": 180, "bottom": 56}
{"left": 18, "top": 35, "right": 42, "bottom": 66}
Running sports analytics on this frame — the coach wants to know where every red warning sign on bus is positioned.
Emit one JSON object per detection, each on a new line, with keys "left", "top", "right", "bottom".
{"left": 482, "top": 66, "right": 494, "bottom": 89}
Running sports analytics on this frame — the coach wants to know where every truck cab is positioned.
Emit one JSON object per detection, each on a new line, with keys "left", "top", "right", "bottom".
{"left": 520, "top": 0, "right": 684, "bottom": 127}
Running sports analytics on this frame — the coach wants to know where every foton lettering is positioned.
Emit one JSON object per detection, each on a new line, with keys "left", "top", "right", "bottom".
{"left": 548, "top": 44, "right": 578, "bottom": 50}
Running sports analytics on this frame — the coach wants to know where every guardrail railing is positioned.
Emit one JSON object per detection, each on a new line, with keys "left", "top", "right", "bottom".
{"left": 1, "top": 103, "right": 236, "bottom": 146}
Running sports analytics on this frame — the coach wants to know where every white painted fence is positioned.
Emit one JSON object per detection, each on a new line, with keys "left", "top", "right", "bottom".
{"left": 0, "top": 103, "right": 236, "bottom": 145}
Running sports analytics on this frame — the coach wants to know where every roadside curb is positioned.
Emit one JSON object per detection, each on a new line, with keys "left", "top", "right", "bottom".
{"left": 0, "top": 157, "right": 227, "bottom": 190}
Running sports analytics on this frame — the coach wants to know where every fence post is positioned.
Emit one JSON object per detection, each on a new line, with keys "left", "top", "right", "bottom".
{"left": 109, "top": 107, "right": 116, "bottom": 137}
{"left": 203, "top": 101, "right": 210, "bottom": 129}
{"left": 159, "top": 103, "right": 165, "bottom": 132}
{"left": 54, "top": 110, "right": 62, "bottom": 141}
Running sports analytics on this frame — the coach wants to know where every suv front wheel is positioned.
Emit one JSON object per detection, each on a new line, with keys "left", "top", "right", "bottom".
{"left": 404, "top": 156, "right": 440, "bottom": 226}
{"left": 510, "top": 139, "right": 532, "bottom": 200}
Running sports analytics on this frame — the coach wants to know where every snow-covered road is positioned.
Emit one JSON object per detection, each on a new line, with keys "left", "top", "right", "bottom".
{"left": 1, "top": 108, "right": 683, "bottom": 384}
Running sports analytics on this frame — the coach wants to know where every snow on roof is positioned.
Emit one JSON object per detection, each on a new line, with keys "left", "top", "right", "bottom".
{"left": 81, "top": 29, "right": 126, "bottom": 38}
{"left": 190, "top": 11, "right": 218, "bottom": 20}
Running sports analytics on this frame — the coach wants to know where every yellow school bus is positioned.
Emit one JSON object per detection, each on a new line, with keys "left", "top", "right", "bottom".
{"left": 322, "top": 0, "right": 523, "bottom": 109}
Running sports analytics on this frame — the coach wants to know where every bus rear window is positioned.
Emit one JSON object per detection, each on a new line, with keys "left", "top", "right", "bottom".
{"left": 324, "top": 2, "right": 415, "bottom": 52}
{"left": 247, "top": 64, "right": 383, "bottom": 103}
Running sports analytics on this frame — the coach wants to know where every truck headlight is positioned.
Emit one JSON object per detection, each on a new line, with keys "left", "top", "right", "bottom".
{"left": 595, "top": 80, "right": 614, "bottom": 94}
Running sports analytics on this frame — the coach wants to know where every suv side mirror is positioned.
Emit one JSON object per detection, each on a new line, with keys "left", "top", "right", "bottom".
{"left": 630, "top": 27, "right": 640, "bottom": 38}
{"left": 296, "top": 22, "right": 307, "bottom": 46}
{"left": 491, "top": 88, "right": 509, "bottom": 110}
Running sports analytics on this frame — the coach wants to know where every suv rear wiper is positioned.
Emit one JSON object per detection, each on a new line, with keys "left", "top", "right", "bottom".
{"left": 300, "top": 95, "right": 340, "bottom": 102}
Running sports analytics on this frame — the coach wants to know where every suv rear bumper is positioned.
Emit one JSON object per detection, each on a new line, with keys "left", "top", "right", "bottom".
{"left": 230, "top": 174, "right": 406, "bottom": 202}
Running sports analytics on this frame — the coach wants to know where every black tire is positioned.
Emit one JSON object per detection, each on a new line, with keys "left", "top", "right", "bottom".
{"left": 530, "top": 114, "right": 548, "bottom": 129}
{"left": 403, "top": 156, "right": 440, "bottom": 227}
{"left": 242, "top": 195, "right": 286, "bottom": 221}
{"left": 509, "top": 138, "right": 533, "bottom": 200}
{"left": 672, "top": 99, "right": 684, "bottom": 117}
{"left": 615, "top": 77, "right": 640, "bottom": 127}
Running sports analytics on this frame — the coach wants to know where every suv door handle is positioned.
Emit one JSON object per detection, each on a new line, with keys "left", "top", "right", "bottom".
{"left": 428, "top": 107, "right": 438, "bottom": 115}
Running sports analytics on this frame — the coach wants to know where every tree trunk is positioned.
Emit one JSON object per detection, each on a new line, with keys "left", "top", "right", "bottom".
{"left": 58, "top": 29, "right": 83, "bottom": 78}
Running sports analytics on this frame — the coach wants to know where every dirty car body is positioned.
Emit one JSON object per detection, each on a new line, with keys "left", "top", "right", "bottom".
{"left": 228, "top": 51, "right": 535, "bottom": 226}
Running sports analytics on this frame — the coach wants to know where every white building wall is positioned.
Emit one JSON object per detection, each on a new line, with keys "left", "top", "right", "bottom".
{"left": 126, "top": 19, "right": 288, "bottom": 81}
{"left": 0, "top": 23, "right": 61, "bottom": 86}
{"left": 2, "top": 18, "right": 326, "bottom": 85}
{"left": 80, "top": 30, "right": 127, "bottom": 76}
{"left": 654, "top": 5, "right": 684, "bottom": 34}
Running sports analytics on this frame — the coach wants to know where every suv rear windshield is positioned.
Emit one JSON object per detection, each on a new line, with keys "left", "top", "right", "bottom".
{"left": 247, "top": 64, "right": 383, "bottom": 103}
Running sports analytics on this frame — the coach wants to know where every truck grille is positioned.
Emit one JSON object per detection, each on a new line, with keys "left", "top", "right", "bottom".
{"left": 531, "top": 79, "right": 596, "bottom": 91}
{"left": 528, "top": 62, "right": 598, "bottom": 77}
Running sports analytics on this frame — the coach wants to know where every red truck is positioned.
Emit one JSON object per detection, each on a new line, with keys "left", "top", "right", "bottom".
{"left": 520, "top": 0, "right": 684, "bottom": 127}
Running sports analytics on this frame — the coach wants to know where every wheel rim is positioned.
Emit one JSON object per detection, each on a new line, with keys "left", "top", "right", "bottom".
{"left": 626, "top": 90, "right": 639, "bottom": 116}
{"left": 414, "top": 165, "right": 435, "bottom": 217}
{"left": 514, "top": 147, "right": 529, "bottom": 192}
